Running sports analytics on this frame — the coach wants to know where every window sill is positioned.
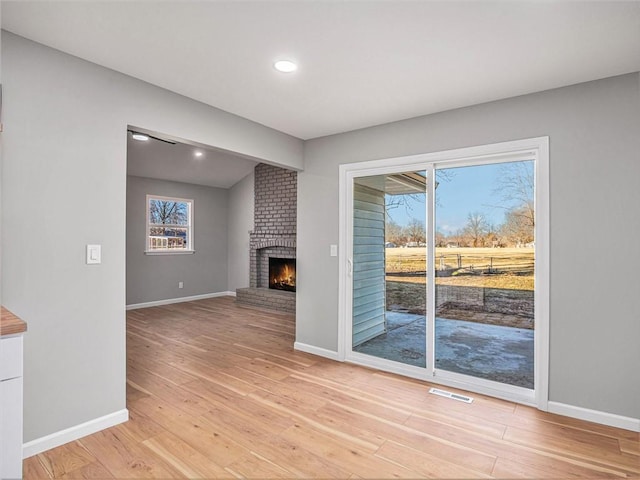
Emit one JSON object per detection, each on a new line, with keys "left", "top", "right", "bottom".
{"left": 144, "top": 250, "right": 195, "bottom": 256}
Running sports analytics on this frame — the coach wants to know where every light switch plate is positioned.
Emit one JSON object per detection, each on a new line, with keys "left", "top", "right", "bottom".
{"left": 330, "top": 244, "right": 338, "bottom": 257}
{"left": 86, "top": 244, "right": 101, "bottom": 264}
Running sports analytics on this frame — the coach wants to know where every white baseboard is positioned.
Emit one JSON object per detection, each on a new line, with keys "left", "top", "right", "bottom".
{"left": 126, "top": 291, "right": 235, "bottom": 310}
{"left": 23, "top": 409, "right": 129, "bottom": 458}
{"left": 548, "top": 401, "right": 640, "bottom": 432}
{"left": 294, "top": 342, "right": 341, "bottom": 361}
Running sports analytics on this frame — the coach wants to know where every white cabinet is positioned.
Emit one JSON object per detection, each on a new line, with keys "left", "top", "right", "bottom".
{"left": 1, "top": 334, "right": 23, "bottom": 480}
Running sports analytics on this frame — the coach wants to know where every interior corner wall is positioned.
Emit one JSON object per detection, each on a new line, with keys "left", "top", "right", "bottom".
{"left": 126, "top": 176, "right": 229, "bottom": 305}
{"left": 0, "top": 31, "right": 303, "bottom": 444}
{"left": 298, "top": 72, "right": 640, "bottom": 420}
{"left": 227, "top": 171, "right": 254, "bottom": 292}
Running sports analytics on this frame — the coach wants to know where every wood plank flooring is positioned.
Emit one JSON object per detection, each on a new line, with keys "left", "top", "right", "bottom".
{"left": 24, "top": 297, "right": 639, "bottom": 478}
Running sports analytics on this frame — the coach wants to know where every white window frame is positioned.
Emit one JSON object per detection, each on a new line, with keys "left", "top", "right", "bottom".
{"left": 145, "top": 194, "right": 194, "bottom": 255}
{"left": 338, "top": 136, "right": 549, "bottom": 410}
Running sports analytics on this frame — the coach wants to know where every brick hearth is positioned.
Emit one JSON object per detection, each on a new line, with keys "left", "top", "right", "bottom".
{"left": 235, "top": 287, "right": 296, "bottom": 314}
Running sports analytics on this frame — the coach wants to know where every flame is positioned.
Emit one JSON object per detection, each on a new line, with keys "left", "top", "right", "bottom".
{"left": 270, "top": 261, "right": 296, "bottom": 291}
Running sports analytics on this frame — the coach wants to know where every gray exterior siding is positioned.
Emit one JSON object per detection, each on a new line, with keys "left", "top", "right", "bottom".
{"left": 352, "top": 183, "right": 386, "bottom": 347}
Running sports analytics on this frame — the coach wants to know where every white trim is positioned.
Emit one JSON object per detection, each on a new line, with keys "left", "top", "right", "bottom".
{"left": 23, "top": 409, "right": 129, "bottom": 458}
{"left": 338, "top": 164, "right": 349, "bottom": 361}
{"left": 548, "top": 401, "right": 640, "bottom": 433}
{"left": 294, "top": 342, "right": 341, "bottom": 361}
{"left": 534, "top": 136, "right": 550, "bottom": 411}
{"left": 426, "top": 165, "right": 436, "bottom": 376}
{"left": 344, "top": 350, "right": 535, "bottom": 406}
{"left": 347, "top": 350, "right": 426, "bottom": 379}
{"left": 432, "top": 368, "right": 535, "bottom": 406}
{"left": 144, "top": 250, "right": 195, "bottom": 255}
{"left": 339, "top": 138, "right": 543, "bottom": 175}
{"left": 338, "top": 136, "right": 549, "bottom": 410}
{"left": 126, "top": 291, "right": 235, "bottom": 310}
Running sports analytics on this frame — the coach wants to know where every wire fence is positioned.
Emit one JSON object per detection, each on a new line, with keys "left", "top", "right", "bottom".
{"left": 436, "top": 253, "right": 534, "bottom": 275}
{"left": 385, "top": 251, "right": 534, "bottom": 276}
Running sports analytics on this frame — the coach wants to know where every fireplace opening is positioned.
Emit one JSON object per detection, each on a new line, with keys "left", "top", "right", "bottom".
{"left": 269, "top": 257, "right": 296, "bottom": 292}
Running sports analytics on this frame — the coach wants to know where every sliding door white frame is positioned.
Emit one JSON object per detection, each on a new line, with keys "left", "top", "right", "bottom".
{"left": 338, "top": 137, "right": 549, "bottom": 409}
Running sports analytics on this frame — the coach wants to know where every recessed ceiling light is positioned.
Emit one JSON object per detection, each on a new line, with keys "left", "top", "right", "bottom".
{"left": 274, "top": 60, "right": 298, "bottom": 73}
{"left": 194, "top": 151, "right": 203, "bottom": 157}
{"left": 132, "top": 133, "right": 149, "bottom": 141}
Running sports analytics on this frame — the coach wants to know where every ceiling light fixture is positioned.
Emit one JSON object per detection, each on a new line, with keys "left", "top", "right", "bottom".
{"left": 127, "top": 129, "right": 176, "bottom": 145}
{"left": 194, "top": 151, "right": 203, "bottom": 157}
{"left": 274, "top": 60, "right": 298, "bottom": 73}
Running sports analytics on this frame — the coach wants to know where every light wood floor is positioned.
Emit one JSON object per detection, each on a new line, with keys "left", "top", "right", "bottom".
{"left": 24, "top": 297, "right": 639, "bottom": 479}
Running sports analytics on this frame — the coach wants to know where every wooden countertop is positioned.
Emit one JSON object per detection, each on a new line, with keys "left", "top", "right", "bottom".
{"left": 1, "top": 307, "right": 27, "bottom": 336}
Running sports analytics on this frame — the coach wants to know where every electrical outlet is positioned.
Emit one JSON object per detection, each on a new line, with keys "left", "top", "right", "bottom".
{"left": 178, "top": 281, "right": 184, "bottom": 289}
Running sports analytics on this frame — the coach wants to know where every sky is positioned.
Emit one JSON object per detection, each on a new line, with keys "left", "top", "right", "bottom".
{"left": 385, "top": 161, "right": 532, "bottom": 234}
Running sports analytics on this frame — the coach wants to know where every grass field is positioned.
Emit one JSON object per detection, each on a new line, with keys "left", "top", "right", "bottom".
{"left": 386, "top": 247, "right": 534, "bottom": 291}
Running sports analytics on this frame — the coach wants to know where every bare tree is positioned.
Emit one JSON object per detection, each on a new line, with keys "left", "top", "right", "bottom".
{"left": 386, "top": 193, "right": 424, "bottom": 221}
{"left": 385, "top": 219, "right": 404, "bottom": 245}
{"left": 385, "top": 170, "right": 455, "bottom": 219}
{"left": 404, "top": 217, "right": 426, "bottom": 244}
{"left": 149, "top": 200, "right": 188, "bottom": 236}
{"left": 452, "top": 228, "right": 468, "bottom": 247}
{"left": 494, "top": 161, "right": 535, "bottom": 228}
{"left": 464, "top": 211, "right": 488, "bottom": 247}
{"left": 501, "top": 206, "right": 534, "bottom": 246}
{"left": 484, "top": 222, "right": 501, "bottom": 248}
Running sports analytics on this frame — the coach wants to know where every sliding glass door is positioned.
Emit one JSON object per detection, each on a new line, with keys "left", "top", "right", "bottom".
{"left": 340, "top": 138, "right": 548, "bottom": 406}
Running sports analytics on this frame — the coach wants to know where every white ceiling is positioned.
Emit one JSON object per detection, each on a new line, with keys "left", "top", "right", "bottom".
{"left": 127, "top": 131, "right": 258, "bottom": 189}
{"left": 3, "top": 1, "right": 639, "bottom": 141}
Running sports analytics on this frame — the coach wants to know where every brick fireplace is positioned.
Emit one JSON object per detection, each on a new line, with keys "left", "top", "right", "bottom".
{"left": 236, "top": 163, "right": 297, "bottom": 313}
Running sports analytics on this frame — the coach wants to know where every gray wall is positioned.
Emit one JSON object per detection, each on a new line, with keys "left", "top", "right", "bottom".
{"left": 227, "top": 171, "right": 254, "bottom": 291}
{"left": 1, "top": 32, "right": 303, "bottom": 443}
{"left": 298, "top": 73, "right": 640, "bottom": 419}
{"left": 0, "top": 9, "right": 3, "bottom": 308}
{"left": 126, "top": 176, "right": 229, "bottom": 305}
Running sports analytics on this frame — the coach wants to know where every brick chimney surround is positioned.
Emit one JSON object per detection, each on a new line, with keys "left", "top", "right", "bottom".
{"left": 236, "top": 163, "right": 297, "bottom": 313}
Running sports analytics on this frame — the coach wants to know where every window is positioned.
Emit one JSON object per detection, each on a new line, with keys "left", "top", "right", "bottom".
{"left": 145, "top": 195, "right": 193, "bottom": 253}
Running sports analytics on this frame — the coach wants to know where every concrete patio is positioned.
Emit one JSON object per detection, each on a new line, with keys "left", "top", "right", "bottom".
{"left": 353, "top": 311, "right": 534, "bottom": 388}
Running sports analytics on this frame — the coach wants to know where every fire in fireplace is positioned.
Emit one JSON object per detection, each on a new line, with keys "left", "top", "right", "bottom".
{"left": 269, "top": 257, "right": 296, "bottom": 292}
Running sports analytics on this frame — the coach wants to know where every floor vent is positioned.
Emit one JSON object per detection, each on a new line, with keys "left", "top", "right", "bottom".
{"left": 429, "top": 387, "right": 474, "bottom": 403}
